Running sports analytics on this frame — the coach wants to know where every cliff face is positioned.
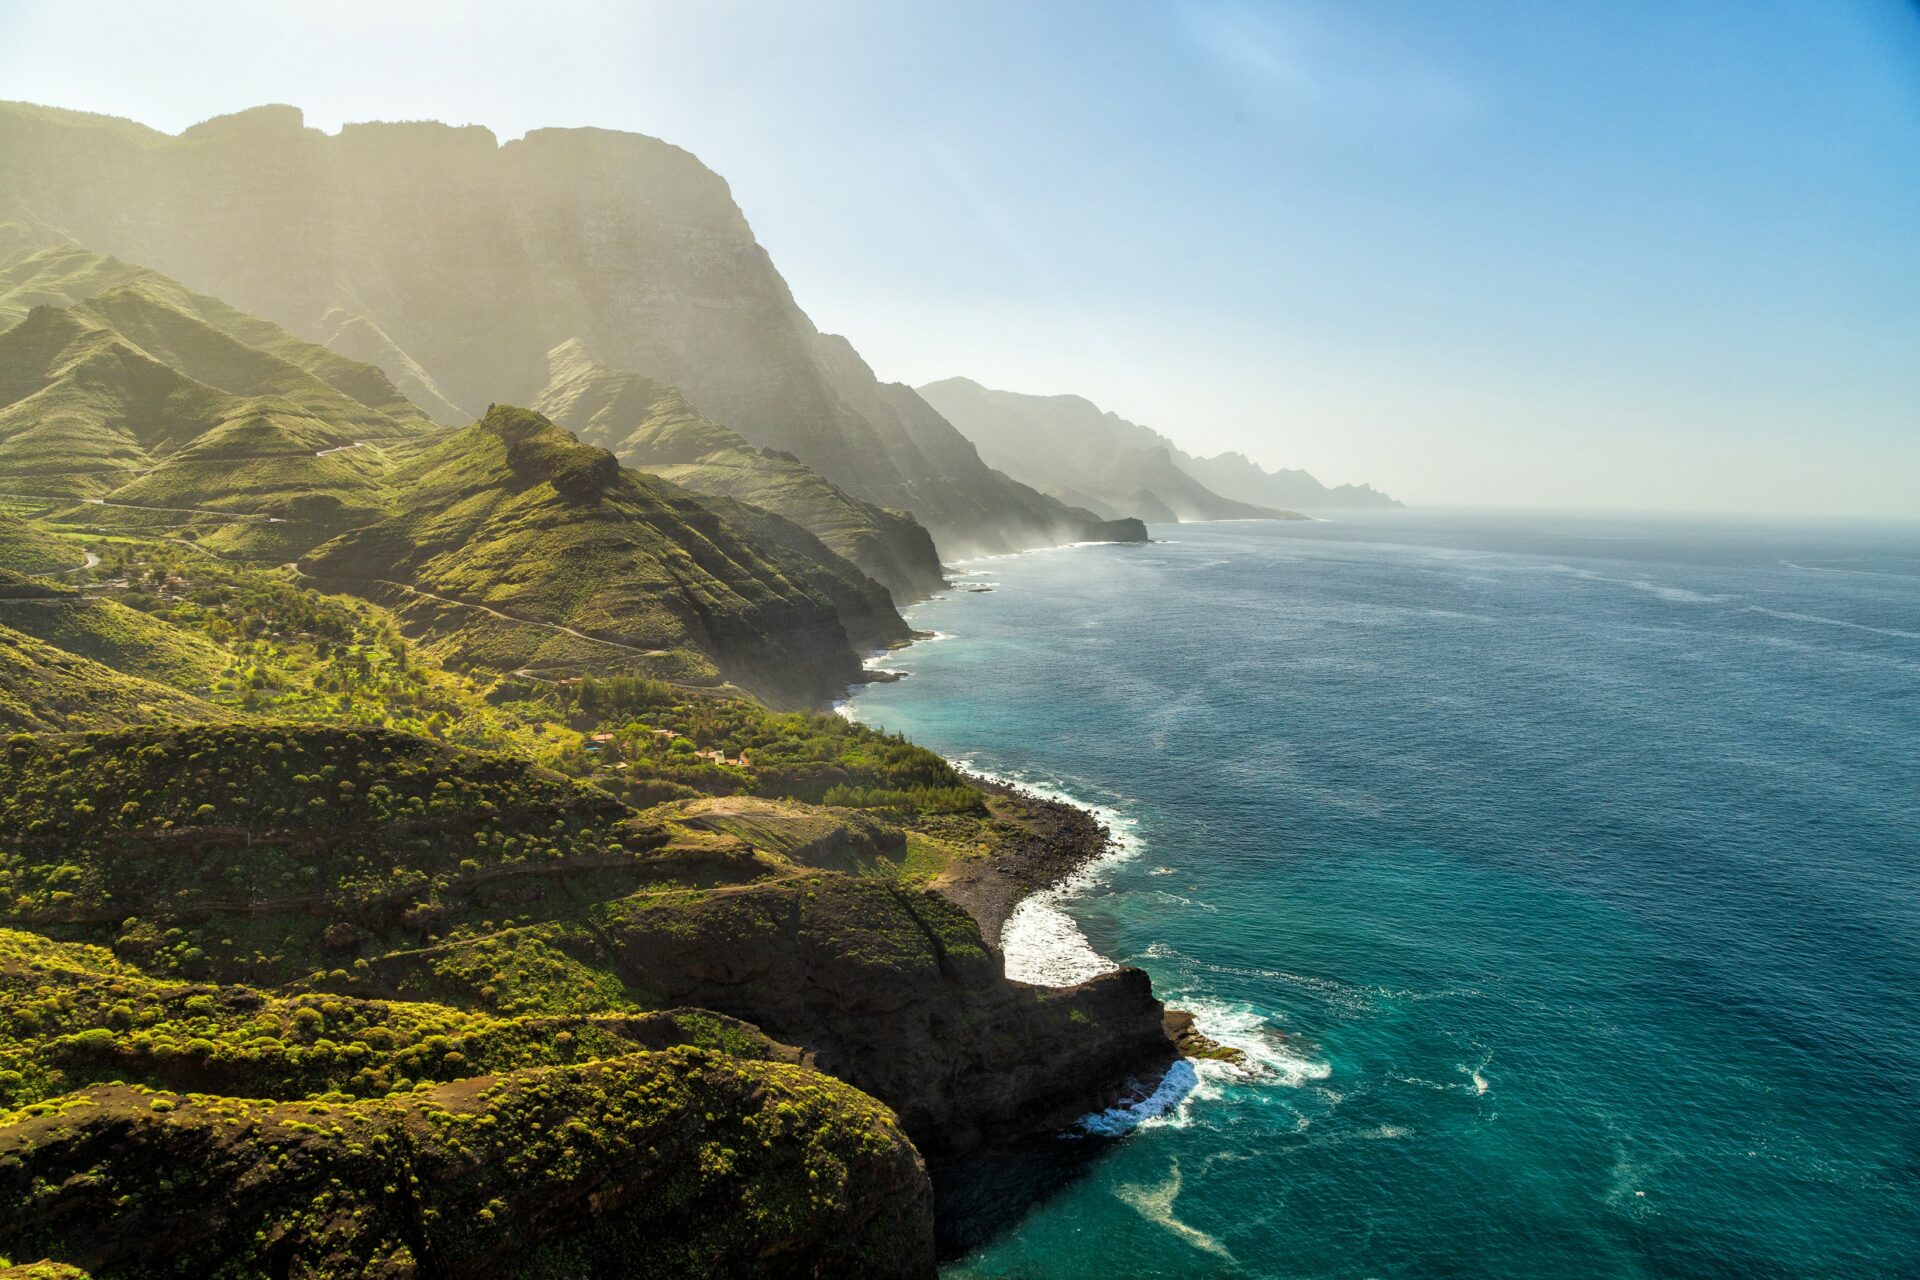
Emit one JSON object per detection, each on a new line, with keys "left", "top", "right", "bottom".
{"left": 606, "top": 875, "right": 1175, "bottom": 1156}
{"left": 0, "top": 725, "right": 1179, "bottom": 1162}
{"left": 0, "top": 102, "right": 1144, "bottom": 555}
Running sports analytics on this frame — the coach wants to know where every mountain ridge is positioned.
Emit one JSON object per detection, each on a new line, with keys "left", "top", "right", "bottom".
{"left": 533, "top": 339, "right": 948, "bottom": 599}
{"left": 0, "top": 100, "right": 1151, "bottom": 556}
{"left": 919, "top": 376, "right": 1400, "bottom": 517}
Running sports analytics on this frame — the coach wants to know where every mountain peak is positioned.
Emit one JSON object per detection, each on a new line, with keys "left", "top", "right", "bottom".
{"left": 179, "top": 103, "right": 309, "bottom": 140}
{"left": 474, "top": 404, "right": 622, "bottom": 501}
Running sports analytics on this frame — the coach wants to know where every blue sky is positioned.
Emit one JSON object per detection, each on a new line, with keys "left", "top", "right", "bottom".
{"left": 2, "top": 0, "right": 1916, "bottom": 514}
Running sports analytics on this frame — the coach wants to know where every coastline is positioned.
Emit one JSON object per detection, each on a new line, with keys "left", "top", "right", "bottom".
{"left": 936, "top": 773, "right": 1116, "bottom": 950}
{"left": 847, "top": 557, "right": 1246, "bottom": 1076}
{"left": 937, "top": 773, "right": 1241, "bottom": 1066}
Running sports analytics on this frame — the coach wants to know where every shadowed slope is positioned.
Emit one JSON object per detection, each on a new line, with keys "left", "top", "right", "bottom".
{"left": 300, "top": 406, "right": 907, "bottom": 706}
{"left": 536, "top": 340, "right": 946, "bottom": 599}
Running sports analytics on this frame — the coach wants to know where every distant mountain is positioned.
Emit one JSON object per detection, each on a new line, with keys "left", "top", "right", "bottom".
{"left": 1178, "top": 450, "right": 1401, "bottom": 511}
{"left": 300, "top": 405, "right": 907, "bottom": 705}
{"left": 0, "top": 101, "right": 1146, "bottom": 556}
{"left": 919, "top": 376, "right": 1400, "bottom": 516}
{"left": 534, "top": 340, "right": 945, "bottom": 600}
{"left": 918, "top": 378, "right": 1297, "bottom": 522}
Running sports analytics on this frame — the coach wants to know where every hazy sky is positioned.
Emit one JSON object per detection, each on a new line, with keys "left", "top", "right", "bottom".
{"left": 2, "top": 0, "right": 1917, "bottom": 515}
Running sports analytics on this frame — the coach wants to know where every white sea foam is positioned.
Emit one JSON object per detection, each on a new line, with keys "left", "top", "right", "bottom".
{"left": 1000, "top": 889, "right": 1117, "bottom": 987}
{"left": 1113, "top": 1159, "right": 1235, "bottom": 1261}
{"left": 1546, "top": 563, "right": 1733, "bottom": 604}
{"left": 1081, "top": 1059, "right": 1201, "bottom": 1136}
{"left": 1745, "top": 606, "right": 1920, "bottom": 642}
{"left": 967, "top": 763, "right": 1335, "bottom": 1134}
{"left": 846, "top": 597, "right": 1330, "bottom": 1142}
{"left": 981, "top": 767, "right": 1145, "bottom": 987}
{"left": 1178, "top": 996, "right": 1332, "bottom": 1090}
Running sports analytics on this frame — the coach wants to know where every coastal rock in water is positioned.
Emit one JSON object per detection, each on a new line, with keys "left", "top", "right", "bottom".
{"left": 607, "top": 876, "right": 1175, "bottom": 1155}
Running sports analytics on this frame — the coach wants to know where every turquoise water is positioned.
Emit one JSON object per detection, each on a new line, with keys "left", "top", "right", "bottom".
{"left": 841, "top": 512, "right": 1920, "bottom": 1279}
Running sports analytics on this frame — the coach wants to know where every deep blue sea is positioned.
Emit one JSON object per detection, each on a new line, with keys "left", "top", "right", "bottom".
{"left": 841, "top": 512, "right": 1920, "bottom": 1280}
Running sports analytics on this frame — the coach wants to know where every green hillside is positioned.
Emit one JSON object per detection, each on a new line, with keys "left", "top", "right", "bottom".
{"left": 0, "top": 223, "right": 1186, "bottom": 1272}
{"left": 0, "top": 722, "right": 1172, "bottom": 1163}
{"left": 0, "top": 515, "right": 1176, "bottom": 1270}
{"left": 0, "top": 620, "right": 229, "bottom": 731}
{"left": 0, "top": 249, "right": 434, "bottom": 555}
{"left": 0, "top": 923, "right": 931, "bottom": 1276}
{"left": 301, "top": 405, "right": 908, "bottom": 706}
{"left": 536, "top": 341, "right": 946, "bottom": 599}
{"left": 0, "top": 245, "right": 430, "bottom": 427}
{"left": 0, "top": 590, "right": 229, "bottom": 691}
{"left": 0, "top": 512, "right": 84, "bottom": 573}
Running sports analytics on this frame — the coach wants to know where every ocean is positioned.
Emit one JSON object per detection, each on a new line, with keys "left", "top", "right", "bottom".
{"left": 839, "top": 511, "right": 1920, "bottom": 1280}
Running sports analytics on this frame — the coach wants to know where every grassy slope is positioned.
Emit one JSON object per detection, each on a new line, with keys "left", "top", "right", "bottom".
{"left": 536, "top": 341, "right": 944, "bottom": 599}
{"left": 301, "top": 405, "right": 903, "bottom": 705}
{"left": 0, "top": 1048, "right": 928, "bottom": 1278}
{"left": 0, "top": 245, "right": 430, "bottom": 427}
{"left": 0, "top": 251, "right": 432, "bottom": 558}
{"left": 0, "top": 723, "right": 1165, "bottom": 1156}
{"left": 0, "top": 593, "right": 229, "bottom": 692}
{"left": 0, "top": 621, "right": 228, "bottom": 731}
{"left": 0, "top": 513, "right": 84, "bottom": 573}
{"left": 0, "top": 518, "right": 1159, "bottom": 1266}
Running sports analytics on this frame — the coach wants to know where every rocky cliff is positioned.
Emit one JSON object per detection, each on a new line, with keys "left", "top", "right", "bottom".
{"left": 0, "top": 102, "right": 1148, "bottom": 555}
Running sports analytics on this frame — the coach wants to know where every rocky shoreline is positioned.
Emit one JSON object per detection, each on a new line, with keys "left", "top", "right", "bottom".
{"left": 935, "top": 774, "right": 1118, "bottom": 949}
{"left": 934, "top": 774, "right": 1243, "bottom": 1072}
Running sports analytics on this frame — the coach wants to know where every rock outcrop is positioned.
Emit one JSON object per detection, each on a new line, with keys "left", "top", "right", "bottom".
{"left": 603, "top": 875, "right": 1175, "bottom": 1155}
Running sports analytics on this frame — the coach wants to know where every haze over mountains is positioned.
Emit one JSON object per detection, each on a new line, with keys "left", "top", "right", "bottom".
{"left": 0, "top": 101, "right": 1162, "bottom": 558}
{"left": 0, "top": 244, "right": 908, "bottom": 705}
{"left": 0, "top": 95, "right": 1409, "bottom": 1275}
{"left": 533, "top": 338, "right": 947, "bottom": 599}
{"left": 919, "top": 377, "right": 1400, "bottom": 522}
